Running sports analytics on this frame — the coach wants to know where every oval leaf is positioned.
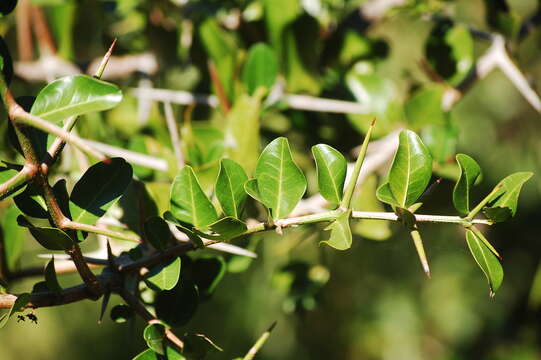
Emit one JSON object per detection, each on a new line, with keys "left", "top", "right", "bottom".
{"left": 311, "top": 144, "right": 347, "bottom": 207}
{"left": 376, "top": 181, "right": 398, "bottom": 207}
{"left": 208, "top": 217, "right": 248, "bottom": 240}
{"left": 30, "top": 75, "right": 122, "bottom": 122}
{"left": 2, "top": 205, "right": 24, "bottom": 270}
{"left": 69, "top": 158, "right": 133, "bottom": 226}
{"left": 143, "top": 323, "right": 166, "bottom": 355}
{"left": 255, "top": 137, "right": 307, "bottom": 220}
{"left": 453, "top": 154, "right": 481, "bottom": 215}
{"left": 155, "top": 281, "right": 199, "bottom": 327}
{"left": 44, "top": 257, "right": 62, "bottom": 294}
{"left": 244, "top": 179, "right": 263, "bottom": 203}
{"left": 388, "top": 130, "right": 433, "bottom": 208}
{"left": 242, "top": 43, "right": 278, "bottom": 95}
{"left": 17, "top": 215, "right": 72, "bottom": 251}
{"left": 465, "top": 229, "right": 503, "bottom": 296}
{"left": 216, "top": 159, "right": 248, "bottom": 219}
{"left": 144, "top": 216, "right": 172, "bottom": 251}
{"left": 133, "top": 348, "right": 185, "bottom": 360}
{"left": 485, "top": 172, "right": 533, "bottom": 217}
{"left": 145, "top": 257, "right": 181, "bottom": 291}
{"left": 170, "top": 166, "right": 218, "bottom": 229}
{"left": 0, "top": 0, "right": 17, "bottom": 16}
{"left": 321, "top": 210, "right": 352, "bottom": 250}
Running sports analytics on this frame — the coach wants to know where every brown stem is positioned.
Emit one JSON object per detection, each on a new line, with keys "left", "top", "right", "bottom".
{"left": 30, "top": 5, "right": 56, "bottom": 56}
{"left": 119, "top": 242, "right": 194, "bottom": 273}
{"left": 16, "top": 0, "right": 33, "bottom": 61}
{"left": 208, "top": 60, "right": 231, "bottom": 113}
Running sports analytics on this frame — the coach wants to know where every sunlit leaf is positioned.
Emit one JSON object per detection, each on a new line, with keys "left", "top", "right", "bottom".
{"left": 242, "top": 43, "right": 278, "bottom": 95}
{"left": 376, "top": 181, "right": 398, "bottom": 207}
{"left": 1, "top": 205, "right": 24, "bottom": 270}
{"left": 244, "top": 179, "right": 263, "bottom": 203}
{"left": 145, "top": 257, "right": 181, "bottom": 291}
{"left": 207, "top": 217, "right": 248, "bottom": 240}
{"left": 321, "top": 210, "right": 352, "bottom": 250}
{"left": 311, "top": 144, "right": 347, "bottom": 207}
{"left": 216, "top": 159, "right": 248, "bottom": 219}
{"left": 465, "top": 229, "right": 503, "bottom": 296}
{"left": 484, "top": 172, "right": 533, "bottom": 218}
{"left": 453, "top": 154, "right": 481, "bottom": 215}
{"left": 143, "top": 323, "right": 166, "bottom": 355}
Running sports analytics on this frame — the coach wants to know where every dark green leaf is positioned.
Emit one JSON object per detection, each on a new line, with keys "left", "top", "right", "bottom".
{"left": 110, "top": 304, "right": 134, "bottom": 324}
{"left": 192, "top": 256, "right": 226, "bottom": 298}
{"left": 453, "top": 154, "right": 482, "bottom": 215}
{"left": 17, "top": 215, "right": 73, "bottom": 250}
{"left": 144, "top": 216, "right": 172, "bottom": 251}
{"left": 1, "top": 205, "right": 24, "bottom": 270}
{"left": 163, "top": 211, "right": 204, "bottom": 248}
{"left": 0, "top": 1, "right": 17, "bottom": 17}
{"left": 311, "top": 144, "right": 347, "bottom": 207}
{"left": 321, "top": 210, "right": 352, "bottom": 250}
{"left": 255, "top": 137, "right": 307, "bottom": 220}
{"left": 0, "top": 293, "right": 29, "bottom": 328}
{"left": 483, "top": 206, "right": 513, "bottom": 223}
{"left": 70, "top": 158, "right": 133, "bottom": 226}
{"left": 145, "top": 257, "right": 181, "bottom": 291}
{"left": 388, "top": 130, "right": 433, "bottom": 208}
{"left": 155, "top": 281, "right": 198, "bottom": 327}
{"left": 44, "top": 257, "right": 62, "bottom": 294}
{"left": 0, "top": 36, "right": 13, "bottom": 84}
{"left": 30, "top": 75, "right": 122, "bottom": 123}
{"left": 242, "top": 43, "right": 278, "bottom": 95}
{"left": 465, "top": 229, "right": 503, "bottom": 296}
{"left": 184, "top": 333, "right": 223, "bottom": 359}
{"left": 132, "top": 347, "right": 185, "bottom": 360}
{"left": 170, "top": 166, "right": 218, "bottom": 229}
{"left": 485, "top": 172, "right": 533, "bottom": 217}
{"left": 14, "top": 186, "right": 48, "bottom": 219}
{"left": 216, "top": 159, "right": 248, "bottom": 219}
{"left": 207, "top": 217, "right": 247, "bottom": 240}
{"left": 143, "top": 323, "right": 166, "bottom": 355}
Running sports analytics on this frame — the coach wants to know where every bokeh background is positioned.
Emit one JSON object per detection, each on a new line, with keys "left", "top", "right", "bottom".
{"left": 1, "top": 0, "right": 541, "bottom": 359}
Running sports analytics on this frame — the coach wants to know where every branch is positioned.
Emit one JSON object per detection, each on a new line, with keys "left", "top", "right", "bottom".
{"left": 0, "top": 164, "right": 36, "bottom": 200}
{"left": 63, "top": 220, "right": 141, "bottom": 243}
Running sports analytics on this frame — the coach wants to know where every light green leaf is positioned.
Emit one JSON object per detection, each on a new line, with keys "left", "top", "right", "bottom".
{"left": 145, "top": 257, "right": 181, "bottom": 291}
{"left": 388, "top": 130, "right": 433, "bottom": 208}
{"left": 244, "top": 179, "right": 263, "bottom": 203}
{"left": 465, "top": 229, "right": 504, "bottom": 296}
{"left": 208, "top": 217, "right": 248, "bottom": 240}
{"left": 132, "top": 348, "right": 185, "bottom": 360}
{"left": 321, "top": 210, "right": 352, "bottom": 250}
{"left": 17, "top": 216, "right": 72, "bottom": 251}
{"left": 485, "top": 172, "right": 533, "bottom": 217}
{"left": 30, "top": 75, "right": 122, "bottom": 122}
{"left": 242, "top": 43, "right": 278, "bottom": 95}
{"left": 44, "top": 257, "right": 62, "bottom": 295}
{"left": 216, "top": 159, "right": 248, "bottom": 219}
{"left": 405, "top": 84, "right": 446, "bottom": 128}
{"left": 143, "top": 323, "right": 166, "bottom": 355}
{"left": 0, "top": 293, "right": 30, "bottom": 328}
{"left": 2, "top": 205, "right": 24, "bottom": 270}
{"left": 311, "top": 144, "right": 347, "bottom": 207}
{"left": 69, "top": 158, "right": 133, "bottom": 226}
{"left": 453, "top": 154, "right": 481, "bottom": 215}
{"left": 170, "top": 166, "right": 218, "bottom": 229}
{"left": 376, "top": 182, "right": 398, "bottom": 207}
{"left": 255, "top": 137, "right": 307, "bottom": 220}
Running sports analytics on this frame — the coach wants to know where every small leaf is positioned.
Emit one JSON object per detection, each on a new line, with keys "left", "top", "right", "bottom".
{"left": 192, "top": 256, "right": 226, "bottom": 298}
{"left": 155, "top": 281, "right": 199, "bottom": 327}
{"left": 0, "top": 293, "right": 30, "bottom": 328}
{"left": 184, "top": 333, "right": 223, "bottom": 359}
{"left": 1, "top": 205, "right": 25, "bottom": 270}
{"left": 110, "top": 304, "right": 134, "bottom": 324}
{"left": 388, "top": 130, "right": 433, "bottom": 208}
{"left": 255, "top": 137, "right": 307, "bottom": 220}
{"left": 163, "top": 211, "right": 204, "bottom": 248}
{"left": 483, "top": 206, "right": 512, "bottom": 223}
{"left": 485, "top": 172, "right": 533, "bottom": 217}
{"left": 144, "top": 216, "right": 172, "bottom": 251}
{"left": 321, "top": 210, "right": 352, "bottom": 250}
{"left": 376, "top": 182, "right": 398, "bottom": 207}
{"left": 133, "top": 348, "right": 185, "bottom": 360}
{"left": 143, "top": 323, "right": 166, "bottom": 355}
{"left": 311, "top": 144, "right": 347, "bottom": 207}
{"left": 170, "top": 166, "right": 218, "bottom": 229}
{"left": 244, "top": 179, "right": 263, "bottom": 203}
{"left": 14, "top": 186, "right": 48, "bottom": 219}
{"left": 216, "top": 159, "right": 248, "bottom": 219}
{"left": 465, "top": 229, "right": 503, "bottom": 296}
{"left": 453, "top": 154, "right": 481, "bottom": 215}
{"left": 145, "top": 257, "right": 181, "bottom": 291}
{"left": 44, "top": 257, "right": 62, "bottom": 294}
{"left": 70, "top": 158, "right": 133, "bottom": 226}
{"left": 30, "top": 75, "right": 122, "bottom": 123}
{"left": 0, "top": 1, "right": 17, "bottom": 17}
{"left": 242, "top": 43, "right": 278, "bottom": 95}
{"left": 17, "top": 215, "right": 73, "bottom": 250}
{"left": 207, "top": 217, "right": 248, "bottom": 240}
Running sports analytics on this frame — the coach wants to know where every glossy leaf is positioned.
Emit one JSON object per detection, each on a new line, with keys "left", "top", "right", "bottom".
{"left": 133, "top": 347, "right": 185, "bottom": 360}
{"left": 70, "top": 158, "right": 133, "bottom": 226}
{"left": 170, "top": 166, "right": 218, "bottom": 229}
{"left": 376, "top": 182, "right": 398, "bottom": 207}
{"left": 30, "top": 75, "right": 122, "bottom": 123}
{"left": 485, "top": 172, "right": 533, "bottom": 217}
{"left": 388, "top": 130, "right": 432, "bottom": 208}
{"left": 145, "top": 257, "right": 181, "bottom": 291}
{"left": 321, "top": 210, "right": 352, "bottom": 250}
{"left": 1, "top": 205, "right": 24, "bottom": 270}
{"left": 143, "top": 323, "right": 166, "bottom": 355}
{"left": 216, "top": 159, "right": 248, "bottom": 219}
{"left": 255, "top": 137, "right": 307, "bottom": 220}
{"left": 44, "top": 257, "right": 62, "bottom": 294}
{"left": 208, "top": 217, "right": 247, "bottom": 240}
{"left": 242, "top": 43, "right": 278, "bottom": 95}
{"left": 144, "top": 216, "right": 172, "bottom": 251}
{"left": 14, "top": 186, "right": 48, "bottom": 219}
{"left": 453, "top": 154, "right": 482, "bottom": 215}
{"left": 244, "top": 179, "right": 263, "bottom": 203}
{"left": 163, "top": 211, "right": 204, "bottom": 248}
{"left": 465, "top": 229, "right": 503, "bottom": 296}
{"left": 0, "top": 293, "right": 30, "bottom": 329}
{"left": 17, "top": 215, "right": 72, "bottom": 251}
{"left": 311, "top": 144, "right": 347, "bottom": 207}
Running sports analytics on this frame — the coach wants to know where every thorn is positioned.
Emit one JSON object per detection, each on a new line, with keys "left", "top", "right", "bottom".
{"left": 93, "top": 38, "right": 117, "bottom": 79}
{"left": 267, "top": 321, "right": 277, "bottom": 332}
{"left": 370, "top": 117, "right": 377, "bottom": 126}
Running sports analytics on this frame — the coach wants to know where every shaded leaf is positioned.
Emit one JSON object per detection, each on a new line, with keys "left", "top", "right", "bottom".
{"left": 132, "top": 347, "right": 185, "bottom": 360}
{"left": 351, "top": 175, "right": 391, "bottom": 241}
{"left": 170, "top": 166, "right": 218, "bottom": 229}
{"left": 453, "top": 154, "right": 482, "bottom": 215}
{"left": 163, "top": 211, "right": 204, "bottom": 248}
{"left": 255, "top": 137, "right": 307, "bottom": 220}
{"left": 144, "top": 216, "right": 172, "bottom": 251}
{"left": 244, "top": 179, "right": 263, "bottom": 203}
{"left": 311, "top": 144, "right": 347, "bottom": 207}
{"left": 465, "top": 229, "right": 504, "bottom": 296}
{"left": 0, "top": 166, "right": 26, "bottom": 200}
{"left": 70, "top": 158, "right": 133, "bottom": 226}
{"left": 207, "top": 217, "right": 248, "bottom": 240}
{"left": 17, "top": 215, "right": 72, "bottom": 250}
{"left": 388, "top": 130, "right": 432, "bottom": 208}
{"left": 192, "top": 256, "right": 226, "bottom": 298}
{"left": 184, "top": 333, "right": 223, "bottom": 359}
{"left": 485, "top": 172, "right": 533, "bottom": 217}
{"left": 145, "top": 257, "right": 181, "bottom": 291}
{"left": 44, "top": 257, "right": 62, "bottom": 294}
{"left": 143, "top": 323, "right": 166, "bottom": 355}
{"left": 0, "top": 1, "right": 17, "bottom": 17}
{"left": 483, "top": 206, "right": 513, "bottom": 223}
{"left": 14, "top": 186, "right": 48, "bottom": 219}
{"left": 321, "top": 210, "right": 352, "bottom": 250}
{"left": 1, "top": 205, "right": 24, "bottom": 270}
{"left": 155, "top": 281, "right": 199, "bottom": 327}
{"left": 0, "top": 293, "right": 30, "bottom": 329}
{"left": 242, "top": 43, "right": 278, "bottom": 95}
{"left": 30, "top": 75, "right": 122, "bottom": 123}
{"left": 110, "top": 304, "right": 134, "bottom": 324}
{"left": 216, "top": 159, "right": 248, "bottom": 219}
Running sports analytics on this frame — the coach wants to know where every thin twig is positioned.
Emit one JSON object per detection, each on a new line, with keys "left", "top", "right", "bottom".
{"left": 163, "top": 102, "right": 184, "bottom": 168}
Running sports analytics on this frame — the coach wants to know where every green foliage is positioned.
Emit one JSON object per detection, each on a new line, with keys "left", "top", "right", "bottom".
{"left": 453, "top": 154, "right": 482, "bottom": 215}
{"left": 145, "top": 257, "right": 181, "bottom": 291}
{"left": 215, "top": 159, "right": 248, "bottom": 219}
{"left": 242, "top": 43, "right": 278, "bottom": 95}
{"left": 321, "top": 209, "right": 352, "bottom": 250}
{"left": 465, "top": 229, "right": 503, "bottom": 296}
{"left": 17, "top": 216, "right": 72, "bottom": 250}
{"left": 312, "top": 144, "right": 347, "bottom": 207}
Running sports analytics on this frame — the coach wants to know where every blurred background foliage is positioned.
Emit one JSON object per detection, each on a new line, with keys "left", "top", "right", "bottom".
{"left": 1, "top": 0, "right": 541, "bottom": 359}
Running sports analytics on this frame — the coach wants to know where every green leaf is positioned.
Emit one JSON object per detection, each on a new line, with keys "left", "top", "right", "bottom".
{"left": 483, "top": 206, "right": 513, "bottom": 223}
{"left": 155, "top": 281, "right": 199, "bottom": 327}
{"left": 44, "top": 257, "right": 62, "bottom": 295}
{"left": 143, "top": 323, "right": 166, "bottom": 355}
{"left": 388, "top": 130, "right": 433, "bottom": 208}
{"left": 244, "top": 179, "right": 263, "bottom": 203}
{"left": 216, "top": 159, "right": 248, "bottom": 219}
{"left": 17, "top": 215, "right": 73, "bottom": 250}
{"left": 0, "top": 1, "right": 17, "bottom": 17}
{"left": 485, "top": 172, "right": 533, "bottom": 217}
{"left": 163, "top": 211, "right": 204, "bottom": 248}
{"left": 453, "top": 154, "right": 482, "bottom": 215}
{"left": 351, "top": 175, "right": 391, "bottom": 241}
{"left": 376, "top": 182, "right": 398, "bottom": 207}
{"left": 0, "top": 293, "right": 30, "bottom": 329}
{"left": 311, "top": 144, "right": 347, "bottom": 207}
{"left": 1, "top": 205, "right": 24, "bottom": 270}
{"left": 14, "top": 186, "right": 48, "bottom": 219}
{"left": 0, "top": 167, "right": 26, "bottom": 200}
{"left": 321, "top": 210, "right": 352, "bottom": 250}
{"left": 70, "top": 158, "right": 133, "bottom": 226}
{"left": 255, "top": 137, "right": 307, "bottom": 220}
{"left": 405, "top": 85, "right": 446, "bottom": 129}
{"left": 133, "top": 347, "right": 185, "bottom": 360}
{"left": 465, "top": 229, "right": 503, "bottom": 296}
{"left": 145, "top": 257, "right": 181, "bottom": 291}
{"left": 183, "top": 333, "right": 223, "bottom": 358}
{"left": 207, "top": 217, "right": 248, "bottom": 240}
{"left": 242, "top": 43, "right": 278, "bottom": 95}
{"left": 144, "top": 216, "right": 172, "bottom": 251}
{"left": 192, "top": 256, "right": 227, "bottom": 298}
{"left": 110, "top": 304, "right": 133, "bottom": 324}
{"left": 170, "top": 166, "right": 218, "bottom": 229}
{"left": 30, "top": 75, "right": 122, "bottom": 123}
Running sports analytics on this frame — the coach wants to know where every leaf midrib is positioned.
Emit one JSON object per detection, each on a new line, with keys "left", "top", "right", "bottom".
{"left": 225, "top": 168, "right": 239, "bottom": 218}
{"left": 34, "top": 91, "right": 118, "bottom": 120}
{"left": 275, "top": 140, "right": 285, "bottom": 218}
{"left": 319, "top": 149, "right": 341, "bottom": 203}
